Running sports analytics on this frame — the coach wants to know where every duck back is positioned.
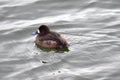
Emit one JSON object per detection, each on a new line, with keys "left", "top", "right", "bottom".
{"left": 39, "top": 31, "right": 67, "bottom": 48}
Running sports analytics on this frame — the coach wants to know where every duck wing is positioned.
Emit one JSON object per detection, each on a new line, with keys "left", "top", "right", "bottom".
{"left": 39, "top": 32, "right": 67, "bottom": 47}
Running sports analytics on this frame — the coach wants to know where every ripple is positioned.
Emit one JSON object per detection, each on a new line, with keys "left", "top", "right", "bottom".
{"left": 0, "top": 0, "right": 39, "bottom": 9}
{"left": 0, "top": 0, "right": 120, "bottom": 80}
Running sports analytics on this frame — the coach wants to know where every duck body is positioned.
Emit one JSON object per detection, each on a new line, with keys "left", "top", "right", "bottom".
{"left": 35, "top": 31, "right": 68, "bottom": 49}
{"left": 34, "top": 25, "right": 68, "bottom": 50}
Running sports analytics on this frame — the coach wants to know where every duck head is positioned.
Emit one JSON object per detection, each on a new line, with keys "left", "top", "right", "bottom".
{"left": 38, "top": 25, "right": 50, "bottom": 36}
{"left": 32, "top": 25, "right": 50, "bottom": 36}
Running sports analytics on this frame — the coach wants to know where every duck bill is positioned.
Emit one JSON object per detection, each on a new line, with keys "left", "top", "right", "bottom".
{"left": 32, "top": 30, "right": 40, "bottom": 35}
{"left": 32, "top": 31, "right": 38, "bottom": 35}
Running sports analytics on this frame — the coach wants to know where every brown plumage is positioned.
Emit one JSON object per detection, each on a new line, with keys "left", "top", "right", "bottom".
{"left": 35, "top": 25, "right": 68, "bottom": 48}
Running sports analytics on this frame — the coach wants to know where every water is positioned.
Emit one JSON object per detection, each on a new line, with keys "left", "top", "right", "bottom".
{"left": 0, "top": 0, "right": 120, "bottom": 80}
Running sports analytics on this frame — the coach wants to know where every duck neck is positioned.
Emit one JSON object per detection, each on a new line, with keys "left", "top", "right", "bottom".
{"left": 39, "top": 31, "right": 50, "bottom": 36}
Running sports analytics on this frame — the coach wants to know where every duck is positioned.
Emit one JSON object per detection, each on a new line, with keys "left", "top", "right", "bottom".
{"left": 33, "top": 25, "right": 68, "bottom": 50}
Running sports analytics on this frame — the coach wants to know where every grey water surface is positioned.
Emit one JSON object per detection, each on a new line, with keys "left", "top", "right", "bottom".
{"left": 0, "top": 0, "right": 120, "bottom": 80}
